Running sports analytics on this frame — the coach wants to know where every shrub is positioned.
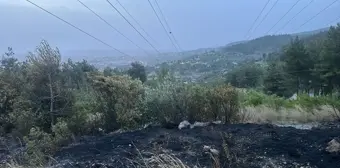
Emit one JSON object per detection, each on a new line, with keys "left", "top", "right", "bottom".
{"left": 88, "top": 74, "right": 145, "bottom": 130}
{"left": 185, "top": 85, "right": 211, "bottom": 122}
{"left": 9, "top": 98, "right": 36, "bottom": 136}
{"left": 209, "top": 85, "right": 239, "bottom": 123}
{"left": 67, "top": 89, "right": 104, "bottom": 135}
{"left": 144, "top": 80, "right": 187, "bottom": 124}
{"left": 239, "top": 89, "right": 292, "bottom": 110}
{"left": 51, "top": 120, "right": 72, "bottom": 146}
{"left": 23, "top": 127, "right": 54, "bottom": 166}
{"left": 145, "top": 83, "right": 241, "bottom": 124}
{"left": 295, "top": 94, "right": 326, "bottom": 111}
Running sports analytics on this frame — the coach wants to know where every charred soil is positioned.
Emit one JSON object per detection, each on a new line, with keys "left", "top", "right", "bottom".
{"left": 50, "top": 122, "right": 340, "bottom": 168}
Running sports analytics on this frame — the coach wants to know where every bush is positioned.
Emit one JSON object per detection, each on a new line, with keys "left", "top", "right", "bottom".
{"left": 67, "top": 89, "right": 104, "bottom": 135}
{"left": 23, "top": 127, "right": 54, "bottom": 166}
{"left": 51, "top": 120, "right": 72, "bottom": 146}
{"left": 23, "top": 121, "right": 72, "bottom": 166}
{"left": 239, "top": 89, "right": 292, "bottom": 110}
{"left": 209, "top": 85, "right": 239, "bottom": 123}
{"left": 9, "top": 98, "right": 36, "bottom": 136}
{"left": 88, "top": 74, "right": 145, "bottom": 130}
{"left": 145, "top": 82, "right": 240, "bottom": 124}
{"left": 294, "top": 94, "right": 326, "bottom": 111}
{"left": 185, "top": 85, "right": 211, "bottom": 122}
{"left": 144, "top": 80, "right": 187, "bottom": 124}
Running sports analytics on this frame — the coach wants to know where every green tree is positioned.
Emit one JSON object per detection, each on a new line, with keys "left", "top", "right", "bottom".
{"left": 0, "top": 47, "right": 25, "bottom": 133}
{"left": 26, "top": 40, "right": 72, "bottom": 131}
{"left": 61, "top": 59, "right": 97, "bottom": 89}
{"left": 263, "top": 62, "right": 293, "bottom": 97}
{"left": 225, "top": 63, "right": 264, "bottom": 88}
{"left": 319, "top": 24, "right": 340, "bottom": 94}
{"left": 282, "top": 37, "right": 313, "bottom": 94}
{"left": 127, "top": 62, "right": 147, "bottom": 83}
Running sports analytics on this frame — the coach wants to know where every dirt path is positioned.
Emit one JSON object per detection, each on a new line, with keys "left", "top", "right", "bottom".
{"left": 52, "top": 123, "right": 340, "bottom": 168}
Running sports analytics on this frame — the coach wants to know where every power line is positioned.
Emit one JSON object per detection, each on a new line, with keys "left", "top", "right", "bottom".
{"left": 147, "top": 0, "right": 180, "bottom": 52}
{"left": 154, "top": 0, "right": 182, "bottom": 51}
{"left": 273, "top": 0, "right": 315, "bottom": 34}
{"left": 76, "top": 0, "right": 150, "bottom": 56}
{"left": 244, "top": 0, "right": 271, "bottom": 38}
{"left": 248, "top": 0, "right": 280, "bottom": 39}
{"left": 25, "top": 0, "right": 131, "bottom": 58}
{"left": 265, "top": 0, "right": 301, "bottom": 35}
{"left": 326, "top": 14, "right": 340, "bottom": 26}
{"left": 105, "top": 0, "right": 161, "bottom": 54}
{"left": 293, "top": 0, "right": 340, "bottom": 32}
{"left": 115, "top": 0, "right": 158, "bottom": 45}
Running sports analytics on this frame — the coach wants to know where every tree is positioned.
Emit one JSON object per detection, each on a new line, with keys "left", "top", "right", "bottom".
{"left": 319, "top": 24, "right": 340, "bottom": 94}
{"left": 0, "top": 47, "right": 24, "bottom": 133}
{"left": 282, "top": 37, "right": 313, "bottom": 94}
{"left": 26, "top": 40, "right": 72, "bottom": 130}
{"left": 263, "top": 62, "right": 293, "bottom": 97}
{"left": 61, "top": 59, "right": 97, "bottom": 89}
{"left": 127, "top": 62, "right": 147, "bottom": 83}
{"left": 306, "top": 36, "right": 326, "bottom": 95}
{"left": 225, "top": 63, "right": 264, "bottom": 88}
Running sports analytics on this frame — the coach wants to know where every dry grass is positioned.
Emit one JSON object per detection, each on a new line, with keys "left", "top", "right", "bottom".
{"left": 239, "top": 105, "right": 336, "bottom": 124}
{"left": 145, "top": 154, "right": 190, "bottom": 168}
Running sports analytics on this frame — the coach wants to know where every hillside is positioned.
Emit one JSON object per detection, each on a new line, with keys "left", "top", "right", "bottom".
{"left": 152, "top": 27, "right": 330, "bottom": 83}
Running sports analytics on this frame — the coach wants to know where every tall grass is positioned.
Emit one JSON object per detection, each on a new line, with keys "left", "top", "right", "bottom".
{"left": 238, "top": 89, "right": 340, "bottom": 123}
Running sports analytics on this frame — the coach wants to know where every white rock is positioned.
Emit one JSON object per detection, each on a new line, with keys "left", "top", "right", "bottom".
{"left": 209, "top": 148, "right": 220, "bottom": 156}
{"left": 178, "top": 120, "right": 191, "bottom": 130}
{"left": 203, "top": 145, "right": 211, "bottom": 151}
{"left": 212, "top": 120, "right": 222, "bottom": 124}
{"left": 191, "top": 122, "right": 210, "bottom": 129}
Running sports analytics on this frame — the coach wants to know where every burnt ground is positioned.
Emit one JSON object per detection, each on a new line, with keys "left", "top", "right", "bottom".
{"left": 49, "top": 123, "right": 340, "bottom": 168}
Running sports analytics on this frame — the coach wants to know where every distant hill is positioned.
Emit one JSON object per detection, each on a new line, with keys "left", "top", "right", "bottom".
{"left": 220, "top": 27, "right": 330, "bottom": 55}
{"left": 222, "top": 34, "right": 292, "bottom": 55}
{"left": 152, "top": 27, "right": 331, "bottom": 83}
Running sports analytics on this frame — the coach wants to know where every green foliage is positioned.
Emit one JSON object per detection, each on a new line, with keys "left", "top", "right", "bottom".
{"left": 0, "top": 47, "right": 25, "bottom": 133}
{"left": 319, "top": 24, "right": 340, "bottom": 93}
{"left": 225, "top": 63, "right": 265, "bottom": 88}
{"left": 61, "top": 59, "right": 97, "bottom": 89}
{"left": 23, "top": 120, "right": 72, "bottom": 166}
{"left": 51, "top": 120, "right": 72, "bottom": 146}
{"left": 26, "top": 40, "right": 73, "bottom": 131}
{"left": 239, "top": 90, "right": 292, "bottom": 110}
{"left": 67, "top": 89, "right": 104, "bottom": 135}
{"left": 185, "top": 85, "right": 211, "bottom": 122}
{"left": 209, "top": 85, "right": 239, "bottom": 123}
{"left": 23, "top": 127, "right": 54, "bottom": 166}
{"left": 144, "top": 79, "right": 187, "bottom": 124}
{"left": 283, "top": 37, "right": 313, "bottom": 93}
{"left": 145, "top": 81, "right": 240, "bottom": 124}
{"left": 127, "top": 61, "right": 147, "bottom": 83}
{"left": 88, "top": 74, "right": 145, "bottom": 130}
{"left": 263, "top": 61, "right": 294, "bottom": 98}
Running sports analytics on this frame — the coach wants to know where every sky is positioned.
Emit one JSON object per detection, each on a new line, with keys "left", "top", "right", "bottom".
{"left": 0, "top": 0, "right": 339, "bottom": 59}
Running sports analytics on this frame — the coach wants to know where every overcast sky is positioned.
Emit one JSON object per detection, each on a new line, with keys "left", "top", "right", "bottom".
{"left": 0, "top": 0, "right": 339, "bottom": 57}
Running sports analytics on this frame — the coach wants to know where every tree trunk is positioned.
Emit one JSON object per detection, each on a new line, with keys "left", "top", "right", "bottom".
{"left": 48, "top": 73, "right": 55, "bottom": 127}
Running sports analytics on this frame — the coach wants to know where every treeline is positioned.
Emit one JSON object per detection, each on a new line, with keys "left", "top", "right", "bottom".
{"left": 0, "top": 41, "right": 239, "bottom": 166}
{"left": 226, "top": 24, "right": 340, "bottom": 98}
